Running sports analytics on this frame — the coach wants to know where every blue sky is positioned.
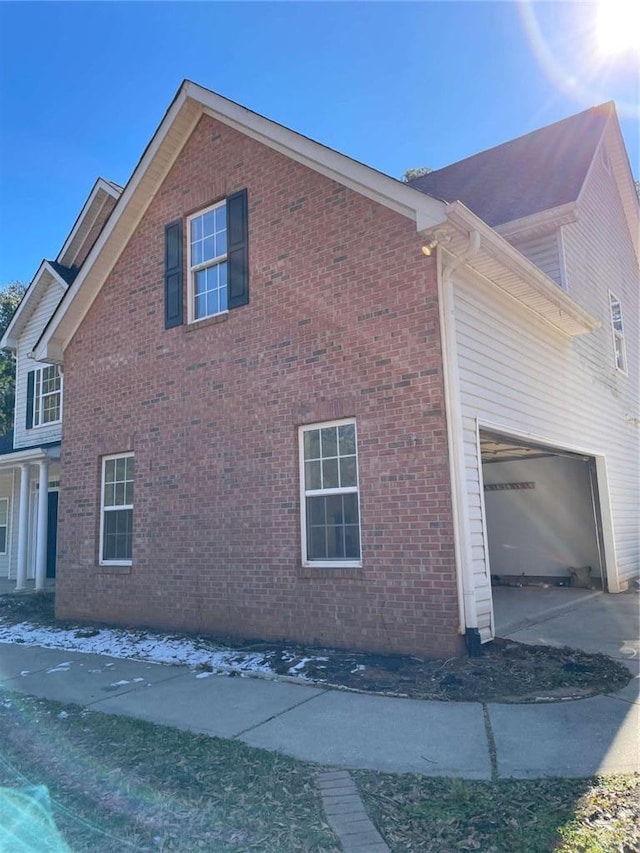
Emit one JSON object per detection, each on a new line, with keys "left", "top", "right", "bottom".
{"left": 0, "top": 1, "right": 638, "bottom": 285}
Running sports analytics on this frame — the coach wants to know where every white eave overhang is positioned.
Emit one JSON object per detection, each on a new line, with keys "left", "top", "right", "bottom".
{"left": 34, "top": 81, "right": 447, "bottom": 364}
{"left": 430, "top": 202, "right": 600, "bottom": 337}
{"left": 0, "top": 444, "right": 60, "bottom": 469}
{"left": 495, "top": 202, "right": 579, "bottom": 241}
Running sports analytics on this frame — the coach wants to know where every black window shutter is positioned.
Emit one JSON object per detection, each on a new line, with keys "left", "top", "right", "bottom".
{"left": 164, "top": 219, "right": 183, "bottom": 328}
{"left": 26, "top": 370, "right": 35, "bottom": 429}
{"left": 227, "top": 189, "right": 249, "bottom": 309}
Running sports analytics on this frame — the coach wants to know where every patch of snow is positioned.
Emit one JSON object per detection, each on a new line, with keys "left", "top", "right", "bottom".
{"left": 287, "top": 657, "right": 312, "bottom": 676}
{"left": 351, "top": 665, "right": 366, "bottom": 674}
{"left": 20, "top": 670, "right": 30, "bottom": 676}
{"left": 46, "top": 662, "right": 72, "bottom": 674}
{"left": 110, "top": 680, "right": 130, "bottom": 687}
{"left": 57, "top": 711, "right": 69, "bottom": 719}
{"left": 0, "top": 619, "right": 334, "bottom": 684}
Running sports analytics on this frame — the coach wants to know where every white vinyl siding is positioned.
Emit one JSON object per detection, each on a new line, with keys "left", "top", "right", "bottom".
{"left": 509, "top": 231, "right": 564, "bottom": 287}
{"left": 14, "top": 278, "right": 66, "bottom": 449}
{"left": 451, "top": 249, "right": 638, "bottom": 641}
{"left": 449, "top": 122, "right": 639, "bottom": 641}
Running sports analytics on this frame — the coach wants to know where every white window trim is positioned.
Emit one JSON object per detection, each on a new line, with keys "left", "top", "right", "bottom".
{"left": 99, "top": 452, "right": 134, "bottom": 566}
{"left": 0, "top": 497, "right": 9, "bottom": 556}
{"left": 187, "top": 200, "right": 229, "bottom": 324}
{"left": 299, "top": 417, "right": 362, "bottom": 569}
{"left": 609, "top": 291, "right": 627, "bottom": 375}
{"left": 32, "top": 364, "right": 63, "bottom": 428}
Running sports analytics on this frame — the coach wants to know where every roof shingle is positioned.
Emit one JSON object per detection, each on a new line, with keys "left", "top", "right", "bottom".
{"left": 409, "top": 103, "right": 612, "bottom": 226}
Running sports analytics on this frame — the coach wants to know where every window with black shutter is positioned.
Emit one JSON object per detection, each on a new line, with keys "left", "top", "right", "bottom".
{"left": 164, "top": 190, "right": 249, "bottom": 327}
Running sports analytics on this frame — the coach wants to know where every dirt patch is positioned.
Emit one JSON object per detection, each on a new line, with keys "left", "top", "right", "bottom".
{"left": 0, "top": 591, "right": 55, "bottom": 625}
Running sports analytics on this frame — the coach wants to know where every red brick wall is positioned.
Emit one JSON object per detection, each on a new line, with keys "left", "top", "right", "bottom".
{"left": 56, "top": 115, "right": 462, "bottom": 658}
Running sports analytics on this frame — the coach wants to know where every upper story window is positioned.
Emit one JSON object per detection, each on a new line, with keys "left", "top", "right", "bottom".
{"left": 609, "top": 293, "right": 626, "bottom": 373}
{"left": 164, "top": 189, "right": 249, "bottom": 330}
{"left": 26, "top": 365, "right": 62, "bottom": 429}
{"left": 188, "top": 202, "right": 228, "bottom": 322}
{"left": 299, "top": 419, "right": 362, "bottom": 568}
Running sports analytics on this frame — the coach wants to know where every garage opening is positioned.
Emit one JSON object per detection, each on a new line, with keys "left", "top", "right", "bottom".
{"left": 480, "top": 430, "right": 608, "bottom": 633}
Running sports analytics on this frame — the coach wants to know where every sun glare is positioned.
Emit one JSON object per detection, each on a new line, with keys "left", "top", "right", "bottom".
{"left": 597, "top": 0, "right": 640, "bottom": 55}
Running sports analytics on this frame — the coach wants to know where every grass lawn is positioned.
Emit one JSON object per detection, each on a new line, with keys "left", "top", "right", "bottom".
{"left": 1, "top": 691, "right": 638, "bottom": 852}
{"left": 356, "top": 772, "right": 640, "bottom": 852}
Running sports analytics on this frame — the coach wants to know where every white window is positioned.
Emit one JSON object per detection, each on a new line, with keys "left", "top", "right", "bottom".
{"left": 33, "top": 365, "right": 62, "bottom": 426}
{"left": 100, "top": 453, "right": 134, "bottom": 565}
{"left": 299, "top": 419, "right": 361, "bottom": 567}
{"left": 609, "top": 292, "right": 626, "bottom": 372}
{"left": 0, "top": 498, "right": 8, "bottom": 555}
{"left": 188, "top": 202, "right": 228, "bottom": 322}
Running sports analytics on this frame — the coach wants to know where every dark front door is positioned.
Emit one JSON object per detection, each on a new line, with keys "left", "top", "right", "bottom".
{"left": 46, "top": 490, "right": 58, "bottom": 579}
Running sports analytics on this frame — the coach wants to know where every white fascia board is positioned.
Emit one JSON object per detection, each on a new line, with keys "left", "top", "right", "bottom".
{"left": 56, "top": 178, "right": 122, "bottom": 265}
{"left": 188, "top": 82, "right": 447, "bottom": 231}
{"left": 444, "top": 202, "right": 601, "bottom": 335}
{"left": 35, "top": 82, "right": 446, "bottom": 362}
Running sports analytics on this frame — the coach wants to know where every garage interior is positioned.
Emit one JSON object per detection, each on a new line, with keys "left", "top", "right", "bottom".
{"left": 480, "top": 430, "right": 606, "bottom": 592}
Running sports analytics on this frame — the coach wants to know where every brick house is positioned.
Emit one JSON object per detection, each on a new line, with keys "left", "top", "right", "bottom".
{"left": 23, "top": 81, "right": 639, "bottom": 657}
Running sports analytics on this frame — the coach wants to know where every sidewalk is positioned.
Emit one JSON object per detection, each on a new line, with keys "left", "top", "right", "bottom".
{"left": 1, "top": 635, "right": 638, "bottom": 780}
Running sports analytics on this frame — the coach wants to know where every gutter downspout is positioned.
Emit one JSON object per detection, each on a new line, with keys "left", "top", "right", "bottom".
{"left": 436, "top": 230, "right": 482, "bottom": 655}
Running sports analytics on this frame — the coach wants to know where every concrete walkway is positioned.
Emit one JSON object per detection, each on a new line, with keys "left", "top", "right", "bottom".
{"left": 1, "top": 594, "right": 638, "bottom": 780}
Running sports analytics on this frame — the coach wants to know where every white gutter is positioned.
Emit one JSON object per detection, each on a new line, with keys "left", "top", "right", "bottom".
{"left": 435, "top": 230, "right": 481, "bottom": 645}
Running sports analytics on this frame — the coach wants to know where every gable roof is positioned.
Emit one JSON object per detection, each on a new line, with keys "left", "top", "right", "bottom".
{"left": 33, "top": 80, "right": 448, "bottom": 362}
{"left": 1, "top": 178, "right": 121, "bottom": 352}
{"left": 33, "top": 82, "right": 607, "bottom": 359}
{"left": 408, "top": 104, "right": 613, "bottom": 227}
{"left": 0, "top": 260, "right": 69, "bottom": 351}
{"left": 56, "top": 177, "right": 121, "bottom": 269}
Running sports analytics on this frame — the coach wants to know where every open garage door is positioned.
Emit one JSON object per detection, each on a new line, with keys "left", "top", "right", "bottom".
{"left": 479, "top": 430, "right": 607, "bottom": 592}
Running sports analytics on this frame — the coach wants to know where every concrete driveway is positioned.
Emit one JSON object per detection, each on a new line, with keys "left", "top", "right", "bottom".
{"left": 493, "top": 585, "right": 640, "bottom": 666}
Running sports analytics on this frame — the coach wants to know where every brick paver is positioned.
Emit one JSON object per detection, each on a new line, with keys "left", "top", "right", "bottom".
{"left": 317, "top": 769, "right": 389, "bottom": 853}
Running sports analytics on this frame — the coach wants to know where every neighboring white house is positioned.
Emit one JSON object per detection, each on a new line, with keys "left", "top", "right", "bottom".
{"left": 413, "top": 102, "right": 640, "bottom": 640}
{"left": 0, "top": 178, "right": 120, "bottom": 588}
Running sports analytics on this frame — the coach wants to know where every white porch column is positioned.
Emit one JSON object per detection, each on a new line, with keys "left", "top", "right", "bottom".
{"left": 35, "top": 459, "right": 49, "bottom": 591}
{"left": 15, "top": 463, "right": 30, "bottom": 590}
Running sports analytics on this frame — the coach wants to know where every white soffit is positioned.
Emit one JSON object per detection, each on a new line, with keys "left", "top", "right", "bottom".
{"left": 442, "top": 203, "right": 601, "bottom": 337}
